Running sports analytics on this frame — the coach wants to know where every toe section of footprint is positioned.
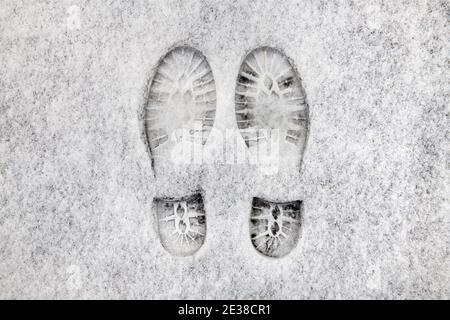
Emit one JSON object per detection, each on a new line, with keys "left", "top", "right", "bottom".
{"left": 235, "top": 47, "right": 309, "bottom": 168}
{"left": 144, "top": 46, "right": 216, "bottom": 171}
{"left": 154, "top": 193, "right": 206, "bottom": 256}
{"left": 250, "top": 197, "right": 302, "bottom": 258}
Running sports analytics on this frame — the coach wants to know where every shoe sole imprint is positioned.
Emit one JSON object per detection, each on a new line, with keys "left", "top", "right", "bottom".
{"left": 235, "top": 47, "right": 309, "bottom": 162}
{"left": 144, "top": 46, "right": 216, "bottom": 167}
{"left": 250, "top": 197, "right": 302, "bottom": 258}
{"left": 153, "top": 193, "right": 206, "bottom": 256}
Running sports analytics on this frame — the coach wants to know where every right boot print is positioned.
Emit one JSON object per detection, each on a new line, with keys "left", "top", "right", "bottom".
{"left": 235, "top": 47, "right": 310, "bottom": 257}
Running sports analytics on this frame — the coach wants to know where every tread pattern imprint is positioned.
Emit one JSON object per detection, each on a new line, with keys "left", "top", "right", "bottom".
{"left": 144, "top": 46, "right": 216, "bottom": 164}
{"left": 250, "top": 197, "right": 302, "bottom": 258}
{"left": 154, "top": 193, "right": 206, "bottom": 256}
{"left": 235, "top": 47, "right": 309, "bottom": 162}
